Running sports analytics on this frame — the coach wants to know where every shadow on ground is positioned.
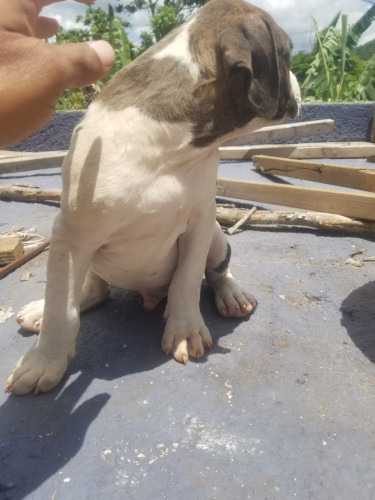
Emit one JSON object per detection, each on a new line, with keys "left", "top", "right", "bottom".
{"left": 0, "top": 284, "right": 250, "bottom": 499}
{"left": 341, "top": 280, "right": 375, "bottom": 363}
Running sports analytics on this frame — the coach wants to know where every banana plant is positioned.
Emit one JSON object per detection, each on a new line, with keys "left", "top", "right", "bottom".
{"left": 303, "top": 3, "right": 375, "bottom": 101}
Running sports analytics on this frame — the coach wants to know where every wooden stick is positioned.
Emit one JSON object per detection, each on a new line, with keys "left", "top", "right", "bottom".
{"left": 0, "top": 184, "right": 61, "bottom": 202}
{"left": 216, "top": 206, "right": 375, "bottom": 234}
{"left": 227, "top": 206, "right": 256, "bottom": 234}
{"left": 253, "top": 155, "right": 375, "bottom": 192}
{"left": 223, "top": 119, "right": 334, "bottom": 146}
{"left": 219, "top": 141, "right": 375, "bottom": 161}
{"left": 0, "top": 240, "right": 50, "bottom": 279}
{"left": 216, "top": 177, "right": 375, "bottom": 221}
{"left": 0, "top": 150, "right": 66, "bottom": 175}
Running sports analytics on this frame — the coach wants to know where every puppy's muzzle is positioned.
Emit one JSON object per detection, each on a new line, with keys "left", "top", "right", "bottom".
{"left": 287, "top": 71, "right": 302, "bottom": 119}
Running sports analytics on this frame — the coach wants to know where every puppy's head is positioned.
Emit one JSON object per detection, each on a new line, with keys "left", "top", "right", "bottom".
{"left": 190, "top": 0, "right": 301, "bottom": 145}
{"left": 219, "top": 13, "right": 299, "bottom": 119}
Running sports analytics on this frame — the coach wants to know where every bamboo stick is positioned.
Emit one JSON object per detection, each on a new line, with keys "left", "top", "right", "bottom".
{"left": 227, "top": 207, "right": 256, "bottom": 234}
{"left": 0, "top": 184, "right": 61, "bottom": 202}
{"left": 216, "top": 177, "right": 375, "bottom": 221}
{"left": 252, "top": 155, "right": 375, "bottom": 192}
{"left": 216, "top": 206, "right": 375, "bottom": 234}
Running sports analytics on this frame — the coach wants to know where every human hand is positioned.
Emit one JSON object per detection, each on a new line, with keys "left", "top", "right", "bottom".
{"left": 0, "top": 0, "right": 115, "bottom": 147}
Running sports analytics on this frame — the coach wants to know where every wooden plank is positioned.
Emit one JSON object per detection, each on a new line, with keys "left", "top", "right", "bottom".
{"left": 223, "top": 119, "right": 335, "bottom": 146}
{"left": 0, "top": 240, "right": 49, "bottom": 280}
{"left": 216, "top": 177, "right": 375, "bottom": 221}
{"left": 252, "top": 155, "right": 375, "bottom": 192}
{"left": 219, "top": 142, "right": 375, "bottom": 161}
{"left": 0, "top": 236, "right": 23, "bottom": 266}
{"left": 0, "top": 150, "right": 66, "bottom": 174}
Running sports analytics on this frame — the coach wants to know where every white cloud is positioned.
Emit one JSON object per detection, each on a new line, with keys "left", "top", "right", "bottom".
{"left": 250, "top": 0, "right": 375, "bottom": 52}
{"left": 42, "top": 0, "right": 375, "bottom": 51}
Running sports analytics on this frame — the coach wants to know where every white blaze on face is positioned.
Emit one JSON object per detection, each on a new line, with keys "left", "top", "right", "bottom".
{"left": 152, "top": 20, "right": 200, "bottom": 82}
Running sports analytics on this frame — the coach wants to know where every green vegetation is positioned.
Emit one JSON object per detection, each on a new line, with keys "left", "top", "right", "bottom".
{"left": 56, "top": 1, "right": 375, "bottom": 108}
{"left": 56, "top": 0, "right": 208, "bottom": 108}
{"left": 292, "top": 3, "right": 375, "bottom": 101}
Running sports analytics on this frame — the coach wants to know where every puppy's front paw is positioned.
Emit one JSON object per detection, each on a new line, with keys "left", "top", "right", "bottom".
{"left": 161, "top": 314, "right": 212, "bottom": 363}
{"left": 5, "top": 344, "right": 71, "bottom": 395}
{"left": 16, "top": 300, "right": 44, "bottom": 333}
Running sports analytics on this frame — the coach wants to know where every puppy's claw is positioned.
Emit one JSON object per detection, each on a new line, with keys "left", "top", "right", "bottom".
{"left": 34, "top": 387, "right": 41, "bottom": 396}
{"left": 4, "top": 383, "right": 12, "bottom": 393}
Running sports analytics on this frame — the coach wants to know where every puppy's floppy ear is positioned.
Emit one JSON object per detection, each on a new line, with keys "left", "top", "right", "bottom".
{"left": 220, "top": 14, "right": 287, "bottom": 119}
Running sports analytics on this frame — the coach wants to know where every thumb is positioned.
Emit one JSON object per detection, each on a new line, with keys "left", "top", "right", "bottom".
{"left": 54, "top": 40, "right": 115, "bottom": 89}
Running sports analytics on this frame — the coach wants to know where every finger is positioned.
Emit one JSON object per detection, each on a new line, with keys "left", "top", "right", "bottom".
{"left": 35, "top": 16, "right": 58, "bottom": 38}
{"left": 54, "top": 40, "right": 115, "bottom": 88}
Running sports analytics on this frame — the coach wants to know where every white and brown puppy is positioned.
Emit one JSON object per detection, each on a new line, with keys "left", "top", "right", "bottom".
{"left": 6, "top": 0, "right": 300, "bottom": 395}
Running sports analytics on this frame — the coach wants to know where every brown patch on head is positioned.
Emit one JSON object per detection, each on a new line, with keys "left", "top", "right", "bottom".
{"left": 189, "top": 0, "right": 294, "bottom": 146}
{"left": 98, "top": 0, "right": 295, "bottom": 148}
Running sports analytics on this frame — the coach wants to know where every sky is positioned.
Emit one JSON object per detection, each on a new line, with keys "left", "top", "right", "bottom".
{"left": 43, "top": 0, "right": 375, "bottom": 53}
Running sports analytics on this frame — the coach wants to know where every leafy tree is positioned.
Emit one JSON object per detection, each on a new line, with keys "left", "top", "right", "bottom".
{"left": 76, "top": 4, "right": 132, "bottom": 78}
{"left": 139, "top": 30, "right": 154, "bottom": 52}
{"left": 116, "top": 0, "right": 208, "bottom": 45}
{"left": 291, "top": 51, "right": 314, "bottom": 84}
{"left": 151, "top": 4, "right": 180, "bottom": 41}
{"left": 356, "top": 38, "right": 375, "bottom": 60}
{"left": 56, "top": 3, "right": 132, "bottom": 108}
{"left": 55, "top": 26, "right": 90, "bottom": 43}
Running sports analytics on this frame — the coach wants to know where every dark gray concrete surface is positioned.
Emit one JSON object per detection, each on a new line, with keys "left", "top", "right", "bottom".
{"left": 1, "top": 154, "right": 375, "bottom": 499}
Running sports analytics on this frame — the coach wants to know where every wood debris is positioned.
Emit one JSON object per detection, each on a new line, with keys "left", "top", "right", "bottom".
{"left": 0, "top": 306, "right": 14, "bottom": 323}
{"left": 0, "top": 236, "right": 23, "bottom": 266}
{"left": 0, "top": 240, "right": 50, "bottom": 280}
{"left": 0, "top": 150, "right": 66, "bottom": 175}
{"left": 0, "top": 184, "right": 61, "bottom": 202}
{"left": 252, "top": 155, "right": 375, "bottom": 192}
{"left": 223, "top": 119, "right": 334, "bottom": 146}
{"left": 219, "top": 141, "right": 375, "bottom": 161}
{"left": 227, "top": 207, "right": 256, "bottom": 234}
{"left": 216, "top": 177, "right": 375, "bottom": 221}
{"left": 216, "top": 207, "right": 375, "bottom": 235}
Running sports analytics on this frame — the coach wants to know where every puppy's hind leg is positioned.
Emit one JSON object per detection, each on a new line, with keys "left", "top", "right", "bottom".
{"left": 80, "top": 269, "right": 111, "bottom": 312}
{"left": 16, "top": 270, "right": 110, "bottom": 334}
{"left": 205, "top": 222, "right": 257, "bottom": 318}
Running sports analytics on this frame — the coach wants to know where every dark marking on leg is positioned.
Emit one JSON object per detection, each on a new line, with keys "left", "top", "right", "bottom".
{"left": 214, "top": 242, "right": 231, "bottom": 274}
